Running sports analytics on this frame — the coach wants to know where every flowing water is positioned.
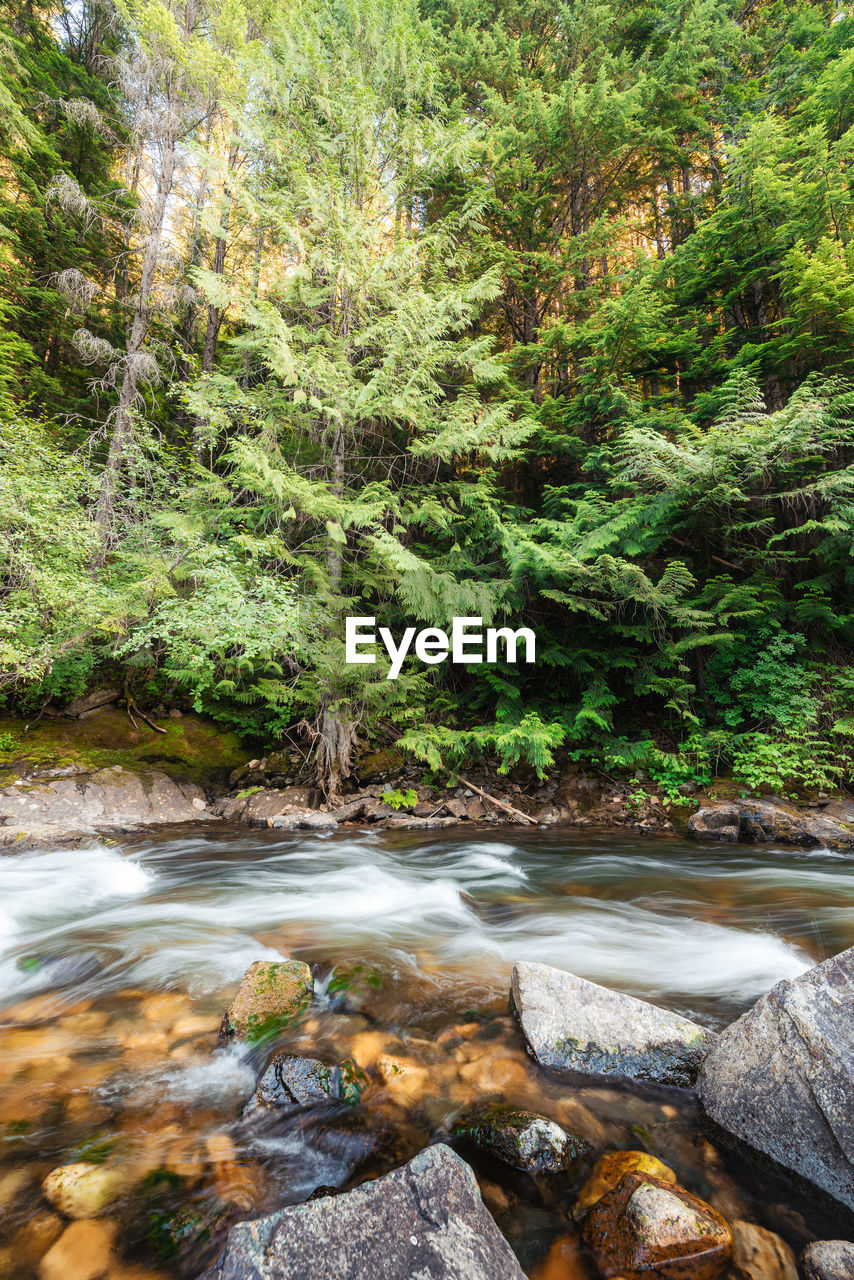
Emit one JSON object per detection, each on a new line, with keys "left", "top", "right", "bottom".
{"left": 0, "top": 824, "right": 852, "bottom": 1278}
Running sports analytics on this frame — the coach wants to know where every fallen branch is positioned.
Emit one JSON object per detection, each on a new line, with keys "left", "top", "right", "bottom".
{"left": 126, "top": 696, "right": 167, "bottom": 735}
{"left": 454, "top": 773, "right": 537, "bottom": 826}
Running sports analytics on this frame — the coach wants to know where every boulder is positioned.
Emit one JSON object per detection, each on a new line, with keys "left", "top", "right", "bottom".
{"left": 204, "top": 1144, "right": 525, "bottom": 1280}
{"left": 575, "top": 1150, "right": 677, "bottom": 1214}
{"left": 581, "top": 1171, "right": 732, "bottom": 1280}
{"left": 269, "top": 812, "right": 338, "bottom": 832}
{"left": 244, "top": 1054, "right": 357, "bottom": 1116}
{"left": 688, "top": 805, "right": 740, "bottom": 842}
{"left": 737, "top": 799, "right": 854, "bottom": 851}
{"left": 800, "top": 1241, "right": 854, "bottom": 1280}
{"left": 64, "top": 688, "right": 120, "bottom": 719}
{"left": 215, "top": 786, "right": 317, "bottom": 825}
{"left": 511, "top": 961, "right": 713, "bottom": 1087}
{"left": 0, "top": 767, "right": 211, "bottom": 846}
{"left": 730, "top": 1221, "right": 797, "bottom": 1280}
{"left": 382, "top": 815, "right": 459, "bottom": 830}
{"left": 697, "top": 946, "right": 854, "bottom": 1215}
{"left": 454, "top": 1107, "right": 588, "bottom": 1173}
{"left": 221, "top": 960, "right": 313, "bottom": 1044}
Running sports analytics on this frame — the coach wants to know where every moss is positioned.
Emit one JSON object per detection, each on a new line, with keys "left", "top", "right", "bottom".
{"left": 0, "top": 709, "right": 249, "bottom": 787}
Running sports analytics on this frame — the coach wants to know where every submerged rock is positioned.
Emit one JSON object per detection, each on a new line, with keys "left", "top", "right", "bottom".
{"left": 455, "top": 1107, "right": 589, "bottom": 1173}
{"left": 221, "top": 960, "right": 313, "bottom": 1044}
{"left": 511, "top": 961, "right": 713, "bottom": 1087}
{"left": 581, "top": 1171, "right": 732, "bottom": 1280}
{"left": 42, "top": 1162, "right": 129, "bottom": 1219}
{"left": 38, "top": 1218, "right": 116, "bottom": 1280}
{"left": 697, "top": 945, "right": 854, "bottom": 1215}
{"left": 575, "top": 1150, "right": 676, "bottom": 1214}
{"left": 730, "top": 1221, "right": 797, "bottom": 1280}
{"left": 800, "top": 1241, "right": 854, "bottom": 1280}
{"left": 204, "top": 1144, "right": 525, "bottom": 1280}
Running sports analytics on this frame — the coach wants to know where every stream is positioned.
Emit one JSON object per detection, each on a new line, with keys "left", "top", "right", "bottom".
{"left": 0, "top": 825, "right": 852, "bottom": 1278}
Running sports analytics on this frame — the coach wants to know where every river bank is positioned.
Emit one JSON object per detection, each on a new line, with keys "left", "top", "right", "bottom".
{"left": 1, "top": 710, "right": 853, "bottom": 853}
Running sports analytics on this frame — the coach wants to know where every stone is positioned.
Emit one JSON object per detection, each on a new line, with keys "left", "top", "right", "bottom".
{"left": 204, "top": 1144, "right": 525, "bottom": 1280}
{"left": 382, "top": 815, "right": 459, "bottom": 830}
{"left": 244, "top": 1054, "right": 342, "bottom": 1115}
{"left": 737, "top": 799, "right": 854, "bottom": 851}
{"left": 697, "top": 945, "right": 854, "bottom": 1215}
{"left": 38, "top": 1219, "right": 116, "bottom": 1280}
{"left": 800, "top": 1241, "right": 854, "bottom": 1280}
{"left": 581, "top": 1171, "right": 732, "bottom": 1280}
{"left": 688, "top": 805, "right": 740, "bottom": 842}
{"left": 730, "top": 1221, "right": 797, "bottom": 1280}
{"left": 221, "top": 960, "right": 313, "bottom": 1044}
{"left": 268, "top": 811, "right": 338, "bottom": 832}
{"left": 327, "top": 963, "right": 382, "bottom": 1015}
{"left": 65, "top": 689, "right": 121, "bottom": 718}
{"left": 575, "top": 1150, "right": 676, "bottom": 1214}
{"left": 0, "top": 767, "right": 211, "bottom": 847}
{"left": 455, "top": 1107, "right": 589, "bottom": 1172}
{"left": 511, "top": 961, "right": 714, "bottom": 1087}
{"left": 42, "top": 1162, "right": 130, "bottom": 1219}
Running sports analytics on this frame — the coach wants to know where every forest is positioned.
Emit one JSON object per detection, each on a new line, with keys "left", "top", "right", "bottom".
{"left": 2, "top": 0, "right": 854, "bottom": 800}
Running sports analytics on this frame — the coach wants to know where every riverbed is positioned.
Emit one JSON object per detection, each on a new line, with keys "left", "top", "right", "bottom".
{"left": 0, "top": 825, "right": 850, "bottom": 1277}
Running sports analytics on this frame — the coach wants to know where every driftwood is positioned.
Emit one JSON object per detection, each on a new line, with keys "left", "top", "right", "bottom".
{"left": 125, "top": 696, "right": 167, "bottom": 735}
{"left": 454, "top": 773, "right": 537, "bottom": 826}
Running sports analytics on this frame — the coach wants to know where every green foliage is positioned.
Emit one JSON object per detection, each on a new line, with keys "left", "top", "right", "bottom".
{"left": 379, "top": 788, "right": 418, "bottom": 810}
{"left": 1, "top": 0, "right": 853, "bottom": 797}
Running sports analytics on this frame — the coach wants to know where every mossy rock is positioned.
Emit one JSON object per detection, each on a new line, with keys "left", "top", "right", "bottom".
{"left": 327, "top": 963, "right": 383, "bottom": 1015}
{"left": 221, "top": 959, "right": 313, "bottom": 1046}
{"left": 455, "top": 1107, "right": 589, "bottom": 1173}
{"left": 0, "top": 710, "right": 248, "bottom": 787}
{"left": 354, "top": 748, "right": 404, "bottom": 782}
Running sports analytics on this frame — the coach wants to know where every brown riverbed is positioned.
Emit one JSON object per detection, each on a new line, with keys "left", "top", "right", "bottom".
{"left": 0, "top": 825, "right": 850, "bottom": 1277}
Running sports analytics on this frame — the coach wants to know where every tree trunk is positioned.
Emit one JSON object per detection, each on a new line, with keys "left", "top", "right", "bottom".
{"left": 315, "top": 420, "right": 355, "bottom": 800}
{"left": 94, "top": 123, "right": 179, "bottom": 542}
{"left": 202, "top": 139, "right": 240, "bottom": 372}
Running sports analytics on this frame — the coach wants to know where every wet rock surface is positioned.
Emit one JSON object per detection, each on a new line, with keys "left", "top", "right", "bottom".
{"left": 244, "top": 1054, "right": 343, "bottom": 1115}
{"left": 454, "top": 1106, "right": 589, "bottom": 1172}
{"left": 697, "top": 945, "right": 854, "bottom": 1215}
{"left": 581, "top": 1170, "right": 733, "bottom": 1280}
{"left": 204, "top": 1144, "right": 526, "bottom": 1280}
{"left": 800, "top": 1240, "right": 854, "bottom": 1280}
{"left": 688, "top": 799, "right": 854, "bottom": 850}
{"left": 221, "top": 961, "right": 314, "bottom": 1044}
{"left": 575, "top": 1149, "right": 677, "bottom": 1214}
{"left": 512, "top": 960, "right": 714, "bottom": 1086}
{"left": 688, "top": 805, "right": 740, "bottom": 842}
{"left": 729, "top": 1220, "right": 798, "bottom": 1280}
{"left": 0, "top": 766, "right": 211, "bottom": 847}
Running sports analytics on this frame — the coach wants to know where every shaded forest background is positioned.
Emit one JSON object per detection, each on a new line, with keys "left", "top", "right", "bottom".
{"left": 2, "top": 0, "right": 854, "bottom": 798}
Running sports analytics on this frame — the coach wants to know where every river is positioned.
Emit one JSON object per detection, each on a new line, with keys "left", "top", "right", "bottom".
{"left": 0, "top": 825, "right": 851, "bottom": 1277}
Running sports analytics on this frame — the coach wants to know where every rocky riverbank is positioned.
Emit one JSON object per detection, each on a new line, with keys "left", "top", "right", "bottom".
{"left": 172, "top": 946, "right": 854, "bottom": 1278}
{"left": 1, "top": 709, "right": 853, "bottom": 850}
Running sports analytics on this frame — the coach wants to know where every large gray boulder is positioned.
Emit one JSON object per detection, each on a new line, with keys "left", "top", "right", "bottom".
{"left": 511, "top": 961, "right": 713, "bottom": 1087}
{"left": 697, "top": 946, "right": 854, "bottom": 1215}
{"left": 204, "top": 1144, "right": 525, "bottom": 1280}
{"left": 688, "top": 804, "right": 740, "bottom": 842}
{"left": 0, "top": 766, "right": 211, "bottom": 847}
